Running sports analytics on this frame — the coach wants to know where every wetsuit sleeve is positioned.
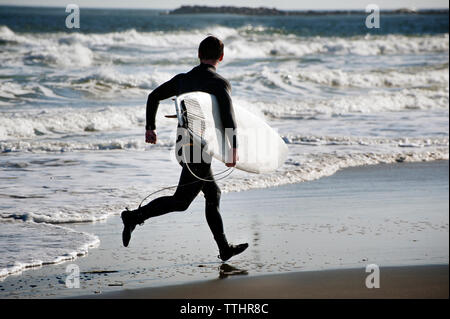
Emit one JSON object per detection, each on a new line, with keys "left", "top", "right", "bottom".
{"left": 145, "top": 75, "right": 180, "bottom": 130}
{"left": 215, "top": 81, "right": 238, "bottom": 149}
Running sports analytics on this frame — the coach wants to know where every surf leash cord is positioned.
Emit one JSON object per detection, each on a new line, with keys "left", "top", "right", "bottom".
{"left": 137, "top": 145, "right": 234, "bottom": 208}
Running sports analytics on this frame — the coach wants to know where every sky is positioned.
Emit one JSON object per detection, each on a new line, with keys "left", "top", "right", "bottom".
{"left": 0, "top": 0, "right": 448, "bottom": 10}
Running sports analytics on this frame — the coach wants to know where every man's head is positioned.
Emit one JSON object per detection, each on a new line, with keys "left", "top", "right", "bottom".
{"left": 198, "top": 36, "right": 224, "bottom": 66}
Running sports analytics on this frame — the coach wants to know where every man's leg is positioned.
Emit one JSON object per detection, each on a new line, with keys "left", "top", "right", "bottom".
{"left": 201, "top": 173, "right": 225, "bottom": 245}
{"left": 121, "top": 161, "right": 211, "bottom": 247}
{"left": 138, "top": 162, "right": 209, "bottom": 220}
{"left": 201, "top": 168, "right": 249, "bottom": 261}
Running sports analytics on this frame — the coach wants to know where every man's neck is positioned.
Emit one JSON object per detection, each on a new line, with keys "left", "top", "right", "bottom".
{"left": 200, "top": 59, "right": 219, "bottom": 68}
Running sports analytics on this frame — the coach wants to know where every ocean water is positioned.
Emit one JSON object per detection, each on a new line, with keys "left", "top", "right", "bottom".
{"left": 0, "top": 6, "right": 448, "bottom": 279}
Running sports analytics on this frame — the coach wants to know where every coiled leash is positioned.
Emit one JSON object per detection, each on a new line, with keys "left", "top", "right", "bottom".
{"left": 137, "top": 144, "right": 234, "bottom": 209}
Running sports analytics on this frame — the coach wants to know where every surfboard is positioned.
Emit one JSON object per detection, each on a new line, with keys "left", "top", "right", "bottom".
{"left": 174, "top": 91, "right": 288, "bottom": 174}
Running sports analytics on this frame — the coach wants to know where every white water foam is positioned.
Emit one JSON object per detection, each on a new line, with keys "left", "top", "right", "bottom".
{"left": 1, "top": 26, "right": 448, "bottom": 66}
{"left": 297, "top": 67, "right": 449, "bottom": 89}
{"left": 255, "top": 88, "right": 449, "bottom": 118}
{"left": 0, "top": 220, "right": 99, "bottom": 280}
{"left": 1, "top": 25, "right": 448, "bottom": 107}
{"left": 0, "top": 106, "right": 146, "bottom": 139}
{"left": 1, "top": 86, "right": 447, "bottom": 141}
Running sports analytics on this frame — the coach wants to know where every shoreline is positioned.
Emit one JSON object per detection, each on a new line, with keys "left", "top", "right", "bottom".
{"left": 0, "top": 160, "right": 448, "bottom": 298}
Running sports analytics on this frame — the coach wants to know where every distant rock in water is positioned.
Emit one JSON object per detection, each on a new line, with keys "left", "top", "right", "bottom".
{"left": 169, "top": 6, "right": 286, "bottom": 16}
{"left": 167, "top": 5, "right": 449, "bottom": 16}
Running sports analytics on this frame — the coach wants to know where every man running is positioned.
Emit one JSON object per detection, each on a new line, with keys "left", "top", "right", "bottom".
{"left": 121, "top": 36, "right": 249, "bottom": 262}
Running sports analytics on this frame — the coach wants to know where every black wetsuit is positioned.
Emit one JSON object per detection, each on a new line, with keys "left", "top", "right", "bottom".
{"left": 139, "top": 63, "right": 237, "bottom": 249}
{"left": 145, "top": 63, "right": 237, "bottom": 148}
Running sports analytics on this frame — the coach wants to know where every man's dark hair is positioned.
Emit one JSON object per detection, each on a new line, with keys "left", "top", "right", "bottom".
{"left": 198, "top": 36, "right": 224, "bottom": 60}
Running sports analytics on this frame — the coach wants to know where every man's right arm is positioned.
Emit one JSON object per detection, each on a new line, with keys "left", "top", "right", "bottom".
{"left": 146, "top": 74, "right": 180, "bottom": 132}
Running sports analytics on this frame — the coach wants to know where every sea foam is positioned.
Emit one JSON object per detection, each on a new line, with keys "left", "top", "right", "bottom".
{"left": 0, "top": 221, "right": 99, "bottom": 280}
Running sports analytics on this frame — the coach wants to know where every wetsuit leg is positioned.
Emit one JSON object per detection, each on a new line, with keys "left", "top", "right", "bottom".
{"left": 138, "top": 161, "right": 212, "bottom": 220}
{"left": 201, "top": 168, "right": 225, "bottom": 240}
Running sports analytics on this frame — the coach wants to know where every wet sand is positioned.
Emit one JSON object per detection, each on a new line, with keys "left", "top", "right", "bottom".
{"left": 84, "top": 264, "right": 449, "bottom": 299}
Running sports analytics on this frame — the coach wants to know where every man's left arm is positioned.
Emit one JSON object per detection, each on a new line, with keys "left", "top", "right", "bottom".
{"left": 215, "top": 82, "right": 238, "bottom": 166}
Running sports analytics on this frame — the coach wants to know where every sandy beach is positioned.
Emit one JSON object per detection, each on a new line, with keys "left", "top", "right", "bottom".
{"left": 84, "top": 264, "right": 449, "bottom": 299}
{"left": 0, "top": 160, "right": 447, "bottom": 299}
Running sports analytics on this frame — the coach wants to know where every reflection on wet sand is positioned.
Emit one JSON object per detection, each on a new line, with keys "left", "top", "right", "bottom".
{"left": 218, "top": 263, "right": 248, "bottom": 279}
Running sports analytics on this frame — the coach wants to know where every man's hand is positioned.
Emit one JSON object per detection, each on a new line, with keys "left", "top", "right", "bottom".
{"left": 145, "top": 130, "right": 157, "bottom": 144}
{"left": 226, "top": 148, "right": 239, "bottom": 167}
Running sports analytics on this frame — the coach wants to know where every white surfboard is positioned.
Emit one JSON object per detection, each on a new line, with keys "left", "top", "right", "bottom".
{"left": 174, "top": 91, "right": 288, "bottom": 174}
